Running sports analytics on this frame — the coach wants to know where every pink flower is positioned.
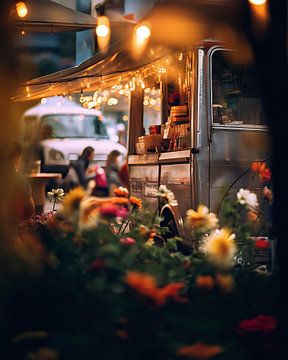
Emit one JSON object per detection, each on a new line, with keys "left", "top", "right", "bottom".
{"left": 99, "top": 204, "right": 128, "bottom": 219}
{"left": 120, "top": 237, "right": 136, "bottom": 245}
{"left": 238, "top": 315, "right": 277, "bottom": 335}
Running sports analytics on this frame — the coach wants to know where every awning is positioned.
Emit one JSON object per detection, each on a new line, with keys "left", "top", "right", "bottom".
{"left": 13, "top": 0, "right": 249, "bottom": 102}
{"left": 13, "top": 39, "right": 174, "bottom": 101}
{"left": 10, "top": 0, "right": 98, "bottom": 33}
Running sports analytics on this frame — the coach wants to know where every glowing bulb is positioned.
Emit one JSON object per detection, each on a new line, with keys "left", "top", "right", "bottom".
{"left": 16, "top": 2, "right": 28, "bottom": 18}
{"left": 96, "top": 24, "right": 109, "bottom": 37}
{"left": 21, "top": 30, "right": 25, "bottom": 36}
{"left": 41, "top": 98, "right": 46, "bottom": 104}
{"left": 136, "top": 25, "right": 151, "bottom": 41}
{"left": 248, "top": 0, "right": 266, "bottom": 4}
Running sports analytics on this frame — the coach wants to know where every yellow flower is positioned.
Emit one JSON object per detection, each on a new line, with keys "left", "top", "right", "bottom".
{"left": 177, "top": 342, "right": 225, "bottom": 358}
{"left": 130, "top": 196, "right": 142, "bottom": 209}
{"left": 216, "top": 274, "right": 234, "bottom": 293}
{"left": 185, "top": 205, "right": 218, "bottom": 232}
{"left": 78, "top": 197, "right": 100, "bottom": 230}
{"left": 61, "top": 187, "right": 86, "bottom": 214}
{"left": 204, "top": 228, "right": 237, "bottom": 267}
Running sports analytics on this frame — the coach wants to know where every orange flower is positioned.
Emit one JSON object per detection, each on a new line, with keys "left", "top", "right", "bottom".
{"left": 251, "top": 162, "right": 271, "bottom": 182}
{"left": 177, "top": 342, "right": 225, "bottom": 358}
{"left": 110, "top": 197, "right": 129, "bottom": 206}
{"left": 195, "top": 275, "right": 215, "bottom": 290}
{"left": 129, "top": 196, "right": 142, "bottom": 209}
{"left": 125, "top": 271, "right": 186, "bottom": 305}
{"left": 114, "top": 187, "right": 129, "bottom": 197}
{"left": 216, "top": 274, "right": 234, "bottom": 293}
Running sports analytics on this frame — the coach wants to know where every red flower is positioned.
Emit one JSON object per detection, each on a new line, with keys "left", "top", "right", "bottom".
{"left": 251, "top": 162, "right": 271, "bottom": 183}
{"left": 255, "top": 238, "right": 270, "bottom": 249}
{"left": 238, "top": 315, "right": 277, "bottom": 334}
{"left": 120, "top": 237, "right": 136, "bottom": 245}
{"left": 89, "top": 258, "right": 105, "bottom": 270}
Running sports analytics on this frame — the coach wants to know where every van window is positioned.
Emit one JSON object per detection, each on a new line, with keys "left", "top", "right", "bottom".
{"left": 40, "top": 114, "right": 108, "bottom": 139}
{"left": 212, "top": 50, "right": 266, "bottom": 126}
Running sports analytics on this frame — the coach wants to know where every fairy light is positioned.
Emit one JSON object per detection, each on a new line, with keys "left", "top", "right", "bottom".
{"left": 136, "top": 24, "right": 151, "bottom": 41}
{"left": 25, "top": 85, "right": 29, "bottom": 93}
{"left": 16, "top": 1, "right": 28, "bottom": 18}
{"left": 21, "top": 30, "right": 25, "bottom": 36}
{"left": 86, "top": 79, "right": 91, "bottom": 89}
{"left": 80, "top": 89, "right": 85, "bottom": 103}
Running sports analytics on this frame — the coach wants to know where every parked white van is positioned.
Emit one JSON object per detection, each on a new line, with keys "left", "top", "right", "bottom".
{"left": 21, "top": 96, "right": 126, "bottom": 172}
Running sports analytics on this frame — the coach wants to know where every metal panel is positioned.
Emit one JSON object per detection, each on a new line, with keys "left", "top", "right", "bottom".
{"left": 160, "top": 163, "right": 191, "bottom": 220}
{"left": 129, "top": 164, "right": 159, "bottom": 210}
{"left": 209, "top": 127, "right": 271, "bottom": 211}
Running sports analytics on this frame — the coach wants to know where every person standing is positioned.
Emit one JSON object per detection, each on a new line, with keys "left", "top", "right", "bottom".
{"left": 70, "top": 146, "right": 95, "bottom": 189}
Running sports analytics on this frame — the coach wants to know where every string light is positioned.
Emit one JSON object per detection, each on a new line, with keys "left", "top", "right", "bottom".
{"left": 16, "top": 1, "right": 28, "bottom": 18}
{"left": 136, "top": 24, "right": 151, "bottom": 41}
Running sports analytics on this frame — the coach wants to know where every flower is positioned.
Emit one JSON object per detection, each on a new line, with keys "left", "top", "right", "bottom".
{"left": 176, "top": 342, "right": 225, "bottom": 358}
{"left": 216, "top": 274, "right": 234, "bottom": 293}
{"left": 255, "top": 237, "right": 270, "bottom": 249}
{"left": 237, "top": 188, "right": 259, "bottom": 209}
{"left": 99, "top": 203, "right": 128, "bottom": 219}
{"left": 110, "top": 197, "right": 129, "bottom": 206}
{"left": 129, "top": 196, "right": 143, "bottom": 209}
{"left": 185, "top": 205, "right": 218, "bottom": 232}
{"left": 125, "top": 271, "right": 186, "bottom": 305}
{"left": 89, "top": 258, "right": 105, "bottom": 270}
{"left": 62, "top": 187, "right": 86, "bottom": 213}
{"left": 203, "top": 228, "right": 237, "bottom": 267}
{"left": 251, "top": 162, "right": 271, "bottom": 183}
{"left": 78, "top": 197, "right": 100, "bottom": 230}
{"left": 238, "top": 315, "right": 277, "bottom": 334}
{"left": 157, "top": 185, "right": 178, "bottom": 206}
{"left": 47, "top": 188, "right": 65, "bottom": 203}
{"left": 114, "top": 186, "right": 129, "bottom": 197}
{"left": 120, "top": 237, "right": 136, "bottom": 245}
{"left": 195, "top": 275, "right": 215, "bottom": 290}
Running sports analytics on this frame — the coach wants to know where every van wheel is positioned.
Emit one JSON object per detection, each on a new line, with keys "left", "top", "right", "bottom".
{"left": 160, "top": 208, "right": 179, "bottom": 240}
{"left": 160, "top": 208, "right": 192, "bottom": 255}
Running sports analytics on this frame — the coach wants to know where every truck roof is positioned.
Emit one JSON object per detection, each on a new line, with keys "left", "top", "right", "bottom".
{"left": 23, "top": 96, "right": 103, "bottom": 118}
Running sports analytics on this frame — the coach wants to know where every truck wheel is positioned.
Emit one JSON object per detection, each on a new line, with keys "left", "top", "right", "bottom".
{"left": 160, "top": 207, "right": 192, "bottom": 255}
{"left": 160, "top": 207, "right": 179, "bottom": 240}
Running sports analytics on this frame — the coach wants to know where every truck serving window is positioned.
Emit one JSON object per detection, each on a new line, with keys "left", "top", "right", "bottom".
{"left": 40, "top": 114, "right": 108, "bottom": 139}
{"left": 212, "top": 50, "right": 266, "bottom": 126}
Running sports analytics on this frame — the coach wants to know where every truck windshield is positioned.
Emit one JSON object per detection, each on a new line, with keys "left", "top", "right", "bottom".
{"left": 41, "top": 114, "right": 108, "bottom": 139}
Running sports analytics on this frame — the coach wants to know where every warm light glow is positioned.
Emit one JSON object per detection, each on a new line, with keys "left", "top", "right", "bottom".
{"left": 16, "top": 2, "right": 28, "bottom": 18}
{"left": 96, "top": 24, "right": 109, "bottom": 37}
{"left": 136, "top": 25, "right": 151, "bottom": 41}
{"left": 248, "top": 0, "right": 266, "bottom": 5}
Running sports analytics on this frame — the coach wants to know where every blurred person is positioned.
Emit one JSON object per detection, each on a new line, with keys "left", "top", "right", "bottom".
{"left": 64, "top": 146, "right": 95, "bottom": 191}
{"left": 105, "top": 150, "right": 122, "bottom": 196}
{"left": 5, "top": 140, "right": 35, "bottom": 222}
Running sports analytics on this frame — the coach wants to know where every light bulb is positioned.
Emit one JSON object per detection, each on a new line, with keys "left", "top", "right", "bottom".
{"left": 136, "top": 25, "right": 151, "bottom": 41}
{"left": 16, "top": 2, "right": 28, "bottom": 18}
{"left": 248, "top": 0, "right": 266, "bottom": 4}
{"left": 96, "top": 24, "right": 109, "bottom": 37}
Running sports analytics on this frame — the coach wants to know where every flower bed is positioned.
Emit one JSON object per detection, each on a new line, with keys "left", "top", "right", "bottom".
{"left": 0, "top": 163, "right": 281, "bottom": 359}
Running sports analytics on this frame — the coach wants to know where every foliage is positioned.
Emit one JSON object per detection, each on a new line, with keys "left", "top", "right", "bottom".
{"left": 0, "top": 175, "right": 280, "bottom": 360}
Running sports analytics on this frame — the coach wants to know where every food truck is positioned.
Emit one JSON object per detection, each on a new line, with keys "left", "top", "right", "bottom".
{"left": 127, "top": 42, "right": 271, "bottom": 237}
